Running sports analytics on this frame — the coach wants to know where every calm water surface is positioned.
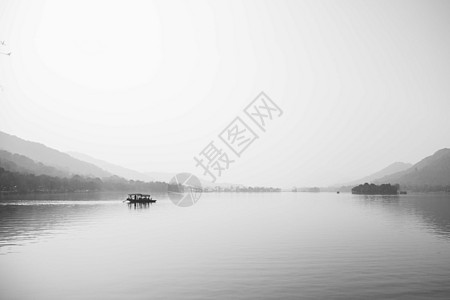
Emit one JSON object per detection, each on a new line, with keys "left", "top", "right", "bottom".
{"left": 1, "top": 192, "right": 450, "bottom": 299}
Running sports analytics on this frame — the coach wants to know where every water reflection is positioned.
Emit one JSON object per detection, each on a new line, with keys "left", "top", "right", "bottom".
{"left": 407, "top": 195, "right": 450, "bottom": 239}
{"left": 354, "top": 194, "right": 450, "bottom": 239}
{"left": 0, "top": 201, "right": 112, "bottom": 251}
{"left": 1, "top": 193, "right": 450, "bottom": 299}
{"left": 127, "top": 202, "right": 154, "bottom": 209}
{"left": 0, "top": 193, "right": 164, "bottom": 252}
{"left": 360, "top": 194, "right": 400, "bottom": 203}
{"left": 0, "top": 191, "right": 128, "bottom": 202}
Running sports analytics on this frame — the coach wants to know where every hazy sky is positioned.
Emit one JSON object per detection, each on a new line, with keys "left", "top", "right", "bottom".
{"left": 1, "top": 0, "right": 450, "bottom": 187}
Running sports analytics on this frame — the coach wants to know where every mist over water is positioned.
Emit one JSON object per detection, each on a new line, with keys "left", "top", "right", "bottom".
{"left": 1, "top": 1, "right": 450, "bottom": 299}
{"left": 1, "top": 193, "right": 450, "bottom": 299}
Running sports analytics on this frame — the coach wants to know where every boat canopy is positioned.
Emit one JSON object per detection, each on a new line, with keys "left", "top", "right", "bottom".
{"left": 127, "top": 194, "right": 152, "bottom": 200}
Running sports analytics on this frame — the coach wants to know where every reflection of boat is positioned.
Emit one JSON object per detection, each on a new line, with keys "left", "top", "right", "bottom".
{"left": 126, "top": 194, "right": 157, "bottom": 203}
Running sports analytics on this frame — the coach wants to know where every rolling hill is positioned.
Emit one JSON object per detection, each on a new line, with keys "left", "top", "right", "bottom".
{"left": 344, "top": 162, "right": 412, "bottom": 186}
{"left": 375, "top": 148, "right": 450, "bottom": 187}
{"left": 67, "top": 151, "right": 156, "bottom": 182}
{"left": 67, "top": 152, "right": 238, "bottom": 187}
{"left": 0, "top": 149, "right": 70, "bottom": 177}
{"left": 0, "top": 131, "right": 111, "bottom": 178}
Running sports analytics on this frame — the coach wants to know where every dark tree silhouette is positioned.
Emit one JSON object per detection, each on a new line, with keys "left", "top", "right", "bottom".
{"left": 0, "top": 168, "right": 168, "bottom": 194}
{"left": 351, "top": 183, "right": 399, "bottom": 195}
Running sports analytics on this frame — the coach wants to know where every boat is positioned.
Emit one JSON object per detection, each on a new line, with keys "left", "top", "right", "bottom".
{"left": 125, "top": 193, "right": 157, "bottom": 203}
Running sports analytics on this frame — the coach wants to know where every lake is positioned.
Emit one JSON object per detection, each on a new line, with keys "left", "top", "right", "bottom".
{"left": 1, "top": 192, "right": 450, "bottom": 299}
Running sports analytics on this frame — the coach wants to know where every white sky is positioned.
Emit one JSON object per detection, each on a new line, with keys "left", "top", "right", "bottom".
{"left": 1, "top": 0, "right": 450, "bottom": 187}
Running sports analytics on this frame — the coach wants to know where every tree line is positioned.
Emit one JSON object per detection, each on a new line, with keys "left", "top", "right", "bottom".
{"left": 0, "top": 167, "right": 168, "bottom": 194}
{"left": 351, "top": 183, "right": 399, "bottom": 195}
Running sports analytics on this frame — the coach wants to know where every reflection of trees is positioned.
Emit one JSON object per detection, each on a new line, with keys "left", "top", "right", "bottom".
{"left": 408, "top": 196, "right": 450, "bottom": 239}
{"left": 0, "top": 192, "right": 162, "bottom": 251}
{"left": 356, "top": 194, "right": 450, "bottom": 240}
{"left": 0, "top": 203, "right": 106, "bottom": 249}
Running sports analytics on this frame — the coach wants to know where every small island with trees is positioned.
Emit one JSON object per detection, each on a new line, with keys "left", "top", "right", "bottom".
{"left": 351, "top": 183, "right": 399, "bottom": 195}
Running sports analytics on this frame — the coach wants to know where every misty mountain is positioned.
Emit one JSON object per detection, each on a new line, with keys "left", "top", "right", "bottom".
{"left": 67, "top": 151, "right": 156, "bottom": 182}
{"left": 344, "top": 162, "right": 412, "bottom": 186}
{"left": 0, "top": 131, "right": 111, "bottom": 178}
{"left": 375, "top": 148, "right": 450, "bottom": 187}
{"left": 0, "top": 150, "right": 70, "bottom": 177}
{"left": 143, "top": 171, "right": 175, "bottom": 183}
{"left": 0, "top": 131, "right": 240, "bottom": 187}
{"left": 142, "top": 171, "right": 229, "bottom": 188}
{"left": 0, "top": 167, "right": 169, "bottom": 194}
{"left": 67, "top": 152, "right": 187, "bottom": 184}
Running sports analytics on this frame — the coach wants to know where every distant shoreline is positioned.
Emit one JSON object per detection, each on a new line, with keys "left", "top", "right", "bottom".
{"left": 1, "top": 190, "right": 449, "bottom": 202}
